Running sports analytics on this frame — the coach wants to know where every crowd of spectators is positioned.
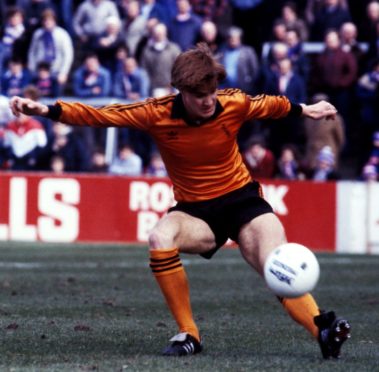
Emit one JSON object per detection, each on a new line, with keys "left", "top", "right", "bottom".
{"left": 0, "top": 0, "right": 379, "bottom": 182}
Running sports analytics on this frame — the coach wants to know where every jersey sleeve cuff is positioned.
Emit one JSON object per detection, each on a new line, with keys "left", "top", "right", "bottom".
{"left": 46, "top": 103, "right": 62, "bottom": 121}
{"left": 287, "top": 102, "right": 303, "bottom": 117}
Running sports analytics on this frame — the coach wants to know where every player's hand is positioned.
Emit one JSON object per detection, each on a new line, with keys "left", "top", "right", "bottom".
{"left": 9, "top": 96, "right": 49, "bottom": 117}
{"left": 301, "top": 100, "right": 337, "bottom": 120}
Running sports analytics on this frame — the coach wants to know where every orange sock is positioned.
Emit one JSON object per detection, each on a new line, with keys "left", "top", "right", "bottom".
{"left": 150, "top": 247, "right": 200, "bottom": 341}
{"left": 280, "top": 293, "right": 320, "bottom": 338}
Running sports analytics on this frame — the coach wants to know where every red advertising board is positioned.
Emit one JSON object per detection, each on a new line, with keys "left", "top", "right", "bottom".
{"left": 0, "top": 173, "right": 336, "bottom": 251}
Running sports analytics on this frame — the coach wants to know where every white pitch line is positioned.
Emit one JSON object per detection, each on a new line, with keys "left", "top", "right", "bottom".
{"left": 0, "top": 256, "right": 376, "bottom": 270}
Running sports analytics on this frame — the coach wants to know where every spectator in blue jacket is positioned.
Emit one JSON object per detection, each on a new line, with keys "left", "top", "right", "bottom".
{"left": 168, "top": 0, "right": 202, "bottom": 51}
{"left": 72, "top": 53, "right": 111, "bottom": 97}
{"left": 113, "top": 56, "right": 150, "bottom": 100}
{"left": 1, "top": 58, "right": 31, "bottom": 97}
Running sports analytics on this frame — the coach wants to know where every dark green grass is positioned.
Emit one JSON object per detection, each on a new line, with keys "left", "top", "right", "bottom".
{"left": 0, "top": 242, "right": 378, "bottom": 371}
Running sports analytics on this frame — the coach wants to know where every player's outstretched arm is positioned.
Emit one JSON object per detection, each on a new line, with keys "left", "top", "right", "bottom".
{"left": 300, "top": 100, "right": 337, "bottom": 120}
{"left": 9, "top": 96, "right": 49, "bottom": 117}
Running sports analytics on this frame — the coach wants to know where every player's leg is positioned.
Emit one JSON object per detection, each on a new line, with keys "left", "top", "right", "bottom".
{"left": 237, "top": 212, "right": 350, "bottom": 358}
{"left": 148, "top": 211, "right": 216, "bottom": 356}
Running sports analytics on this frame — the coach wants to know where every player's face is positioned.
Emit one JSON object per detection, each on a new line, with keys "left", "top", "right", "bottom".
{"left": 181, "top": 91, "right": 217, "bottom": 122}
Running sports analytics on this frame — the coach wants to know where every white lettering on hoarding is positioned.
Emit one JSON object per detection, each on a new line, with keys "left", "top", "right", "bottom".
{"left": 0, "top": 177, "right": 80, "bottom": 243}
{"left": 261, "top": 184, "right": 289, "bottom": 215}
{"left": 129, "top": 181, "right": 174, "bottom": 212}
{"left": 38, "top": 178, "right": 80, "bottom": 242}
{"left": 137, "top": 211, "right": 159, "bottom": 241}
{"left": 129, "top": 181, "right": 174, "bottom": 242}
{"left": 9, "top": 177, "right": 37, "bottom": 241}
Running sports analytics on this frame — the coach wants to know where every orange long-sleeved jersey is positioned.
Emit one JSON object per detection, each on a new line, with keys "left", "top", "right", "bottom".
{"left": 56, "top": 89, "right": 294, "bottom": 202}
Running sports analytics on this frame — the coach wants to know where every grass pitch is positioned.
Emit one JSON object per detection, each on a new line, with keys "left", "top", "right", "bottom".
{"left": 0, "top": 243, "right": 378, "bottom": 371}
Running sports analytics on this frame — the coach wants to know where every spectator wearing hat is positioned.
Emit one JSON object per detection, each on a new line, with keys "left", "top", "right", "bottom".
{"left": 307, "top": 146, "right": 340, "bottom": 181}
{"left": 361, "top": 163, "right": 378, "bottom": 181}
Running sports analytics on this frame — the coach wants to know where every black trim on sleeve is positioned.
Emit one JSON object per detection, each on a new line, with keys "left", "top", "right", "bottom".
{"left": 46, "top": 104, "right": 62, "bottom": 121}
{"left": 287, "top": 102, "right": 303, "bottom": 118}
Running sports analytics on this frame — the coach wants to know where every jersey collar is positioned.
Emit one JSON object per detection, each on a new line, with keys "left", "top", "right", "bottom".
{"left": 171, "top": 93, "right": 224, "bottom": 126}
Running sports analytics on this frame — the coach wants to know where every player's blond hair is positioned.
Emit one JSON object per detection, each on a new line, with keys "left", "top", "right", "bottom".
{"left": 171, "top": 43, "right": 226, "bottom": 94}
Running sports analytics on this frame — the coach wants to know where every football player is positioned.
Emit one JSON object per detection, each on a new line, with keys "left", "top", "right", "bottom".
{"left": 10, "top": 43, "right": 350, "bottom": 359}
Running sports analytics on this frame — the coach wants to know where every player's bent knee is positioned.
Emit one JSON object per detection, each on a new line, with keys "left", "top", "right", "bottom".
{"left": 148, "top": 228, "right": 175, "bottom": 250}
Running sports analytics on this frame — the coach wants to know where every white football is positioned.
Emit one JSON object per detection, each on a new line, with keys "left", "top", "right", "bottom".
{"left": 264, "top": 243, "right": 320, "bottom": 298}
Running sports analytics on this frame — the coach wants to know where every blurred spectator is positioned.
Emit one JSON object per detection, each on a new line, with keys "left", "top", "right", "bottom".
{"left": 307, "top": 146, "right": 340, "bottom": 181}
{"left": 310, "top": 29, "right": 357, "bottom": 123}
{"left": 92, "top": 15, "right": 124, "bottom": 72}
{"left": 27, "top": 8, "right": 74, "bottom": 92}
{"left": 47, "top": 121, "right": 91, "bottom": 172}
{"left": 3, "top": 111, "right": 48, "bottom": 170}
{"left": 168, "top": 0, "right": 202, "bottom": 51}
{"left": 275, "top": 1, "right": 309, "bottom": 41}
{"left": 261, "top": 57, "right": 307, "bottom": 153}
{"left": 112, "top": 43, "right": 130, "bottom": 78}
{"left": 23, "top": 0, "right": 53, "bottom": 31}
{"left": 31, "top": 62, "right": 60, "bottom": 97}
{"left": 285, "top": 28, "right": 310, "bottom": 81}
{"left": 262, "top": 41, "right": 289, "bottom": 77}
{"left": 50, "top": 154, "right": 65, "bottom": 174}
{"left": 276, "top": 143, "right": 304, "bottom": 180}
{"left": 305, "top": 0, "right": 349, "bottom": 25}
{"left": 309, "top": 0, "right": 351, "bottom": 41}
{"left": 72, "top": 53, "right": 111, "bottom": 97}
{"left": 303, "top": 93, "right": 345, "bottom": 169}
{"left": 339, "top": 22, "right": 366, "bottom": 73}
{"left": 90, "top": 147, "right": 108, "bottom": 172}
{"left": 361, "top": 163, "right": 378, "bottom": 181}
{"left": 270, "top": 19, "right": 288, "bottom": 43}
{"left": 1, "top": 58, "right": 31, "bottom": 97}
{"left": 113, "top": 56, "right": 150, "bottom": 100}
{"left": 196, "top": 20, "right": 223, "bottom": 55}
{"left": 140, "top": 0, "right": 170, "bottom": 26}
{"left": 121, "top": 0, "right": 147, "bottom": 57}
{"left": 219, "top": 26, "right": 260, "bottom": 95}
{"left": 242, "top": 136, "right": 276, "bottom": 179}
{"left": 358, "top": 1, "right": 379, "bottom": 42}
{"left": 145, "top": 151, "right": 167, "bottom": 177}
{"left": 134, "top": 17, "right": 160, "bottom": 63}
{"left": 140, "top": 22, "right": 181, "bottom": 97}
{"left": 366, "top": 15, "right": 379, "bottom": 66}
{"left": 356, "top": 58, "right": 379, "bottom": 135}
{"left": 73, "top": 0, "right": 120, "bottom": 50}
{"left": 109, "top": 143, "right": 143, "bottom": 176}
{"left": 0, "top": 7, "right": 25, "bottom": 72}
{"left": 262, "top": 57, "right": 307, "bottom": 103}
{"left": 57, "top": 0, "right": 76, "bottom": 37}
{"left": 190, "top": 0, "right": 229, "bottom": 23}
